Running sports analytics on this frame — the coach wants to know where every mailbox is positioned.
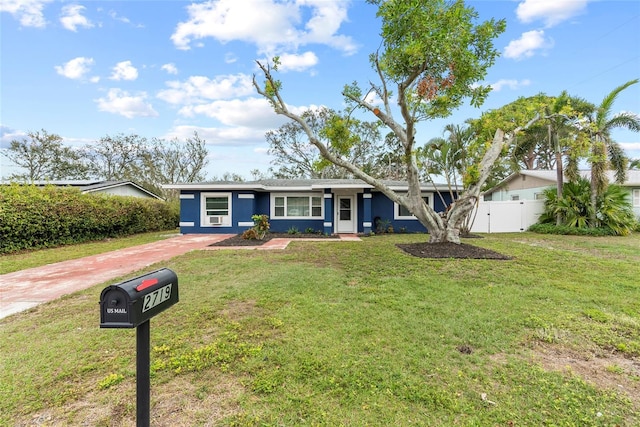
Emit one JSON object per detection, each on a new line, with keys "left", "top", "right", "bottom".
{"left": 100, "top": 268, "right": 179, "bottom": 328}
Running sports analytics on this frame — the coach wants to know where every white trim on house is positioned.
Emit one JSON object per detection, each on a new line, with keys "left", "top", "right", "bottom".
{"left": 179, "top": 194, "right": 195, "bottom": 199}
{"left": 238, "top": 221, "right": 254, "bottom": 227}
{"left": 179, "top": 221, "right": 195, "bottom": 227}
{"left": 200, "top": 192, "right": 232, "bottom": 227}
{"left": 270, "top": 192, "right": 324, "bottom": 219}
{"left": 633, "top": 189, "right": 640, "bottom": 207}
{"left": 394, "top": 192, "right": 434, "bottom": 219}
{"left": 238, "top": 194, "right": 254, "bottom": 199}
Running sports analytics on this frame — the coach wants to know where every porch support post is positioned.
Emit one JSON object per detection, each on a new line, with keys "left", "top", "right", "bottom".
{"left": 323, "top": 191, "right": 333, "bottom": 235}
{"left": 362, "top": 191, "right": 372, "bottom": 234}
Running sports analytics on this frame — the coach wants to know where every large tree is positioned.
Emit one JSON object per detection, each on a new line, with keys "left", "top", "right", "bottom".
{"left": 253, "top": 0, "right": 545, "bottom": 243}
{"left": 266, "top": 108, "right": 385, "bottom": 179}
{"left": 84, "top": 133, "right": 148, "bottom": 181}
{"left": 85, "top": 132, "right": 210, "bottom": 199}
{"left": 586, "top": 79, "right": 640, "bottom": 224}
{"left": 2, "top": 129, "right": 89, "bottom": 181}
{"left": 141, "top": 132, "right": 209, "bottom": 198}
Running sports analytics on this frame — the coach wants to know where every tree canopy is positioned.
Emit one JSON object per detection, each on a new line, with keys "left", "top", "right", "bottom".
{"left": 255, "top": 0, "right": 520, "bottom": 243}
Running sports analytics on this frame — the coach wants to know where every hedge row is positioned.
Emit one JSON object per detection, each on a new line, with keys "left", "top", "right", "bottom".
{"left": 0, "top": 184, "right": 179, "bottom": 254}
{"left": 527, "top": 223, "right": 617, "bottom": 236}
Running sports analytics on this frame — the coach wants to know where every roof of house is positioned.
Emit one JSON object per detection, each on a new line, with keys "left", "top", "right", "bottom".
{"left": 485, "top": 169, "right": 640, "bottom": 195}
{"left": 5, "top": 180, "right": 164, "bottom": 200}
{"left": 163, "top": 178, "right": 453, "bottom": 192}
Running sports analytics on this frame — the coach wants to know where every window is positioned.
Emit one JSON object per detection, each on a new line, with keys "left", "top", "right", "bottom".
{"left": 272, "top": 194, "right": 323, "bottom": 218}
{"left": 511, "top": 195, "right": 520, "bottom": 201}
{"left": 394, "top": 193, "right": 434, "bottom": 219}
{"left": 634, "top": 189, "right": 640, "bottom": 207}
{"left": 201, "top": 193, "right": 231, "bottom": 226}
{"left": 534, "top": 192, "right": 545, "bottom": 200}
{"left": 205, "top": 197, "right": 229, "bottom": 216}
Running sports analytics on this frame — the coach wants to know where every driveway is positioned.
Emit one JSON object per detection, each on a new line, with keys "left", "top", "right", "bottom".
{"left": 0, "top": 234, "right": 232, "bottom": 320}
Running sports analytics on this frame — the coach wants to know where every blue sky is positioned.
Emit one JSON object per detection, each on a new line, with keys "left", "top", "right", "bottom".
{"left": 1, "top": 0, "right": 639, "bottom": 180}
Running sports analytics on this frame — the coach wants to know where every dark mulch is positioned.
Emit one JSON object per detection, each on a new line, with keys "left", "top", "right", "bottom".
{"left": 396, "top": 242, "right": 513, "bottom": 260}
{"left": 210, "top": 233, "right": 338, "bottom": 247}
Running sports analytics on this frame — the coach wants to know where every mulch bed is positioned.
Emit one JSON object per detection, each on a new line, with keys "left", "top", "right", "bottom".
{"left": 210, "top": 233, "right": 338, "bottom": 247}
{"left": 397, "top": 242, "right": 513, "bottom": 260}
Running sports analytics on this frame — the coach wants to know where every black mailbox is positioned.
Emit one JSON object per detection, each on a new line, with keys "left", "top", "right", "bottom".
{"left": 100, "top": 268, "right": 178, "bottom": 328}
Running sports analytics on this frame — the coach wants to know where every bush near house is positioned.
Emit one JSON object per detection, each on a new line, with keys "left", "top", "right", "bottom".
{"left": 0, "top": 184, "right": 179, "bottom": 253}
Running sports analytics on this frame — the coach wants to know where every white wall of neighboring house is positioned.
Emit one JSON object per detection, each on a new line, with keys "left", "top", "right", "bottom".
{"left": 486, "top": 187, "right": 549, "bottom": 201}
{"left": 470, "top": 200, "right": 545, "bottom": 233}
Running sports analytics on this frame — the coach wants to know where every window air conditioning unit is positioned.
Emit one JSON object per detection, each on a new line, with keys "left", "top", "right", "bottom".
{"left": 208, "top": 216, "right": 223, "bottom": 225}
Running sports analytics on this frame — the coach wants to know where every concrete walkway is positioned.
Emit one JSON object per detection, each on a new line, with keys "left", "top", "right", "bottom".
{"left": 0, "top": 233, "right": 360, "bottom": 320}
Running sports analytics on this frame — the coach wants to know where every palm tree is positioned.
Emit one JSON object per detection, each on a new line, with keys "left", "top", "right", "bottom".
{"left": 544, "top": 91, "right": 594, "bottom": 224}
{"left": 630, "top": 158, "right": 640, "bottom": 170}
{"left": 587, "top": 79, "right": 640, "bottom": 224}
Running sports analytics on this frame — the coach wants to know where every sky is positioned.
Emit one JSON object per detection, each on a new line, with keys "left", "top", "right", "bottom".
{"left": 1, "top": 0, "right": 639, "bottom": 181}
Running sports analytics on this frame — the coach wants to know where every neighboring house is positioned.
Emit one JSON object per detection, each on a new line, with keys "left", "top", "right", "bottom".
{"left": 19, "top": 180, "right": 163, "bottom": 200}
{"left": 163, "top": 179, "right": 456, "bottom": 235}
{"left": 483, "top": 170, "right": 640, "bottom": 217}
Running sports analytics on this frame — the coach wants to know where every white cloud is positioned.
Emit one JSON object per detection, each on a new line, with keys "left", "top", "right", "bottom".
{"left": 620, "top": 142, "right": 640, "bottom": 151}
{"left": 164, "top": 125, "right": 267, "bottom": 147}
{"left": 171, "top": 0, "right": 357, "bottom": 55}
{"left": 110, "top": 61, "right": 138, "bottom": 81}
{"left": 95, "top": 88, "right": 158, "bottom": 118}
{"left": 224, "top": 53, "right": 238, "bottom": 64}
{"left": 54, "top": 56, "right": 94, "bottom": 79}
{"left": 0, "top": 0, "right": 52, "bottom": 28}
{"left": 161, "top": 63, "right": 178, "bottom": 75}
{"left": 108, "top": 9, "right": 130, "bottom": 24}
{"left": 277, "top": 51, "right": 319, "bottom": 72}
{"left": 60, "top": 4, "right": 93, "bottom": 31}
{"left": 490, "top": 79, "right": 532, "bottom": 92}
{"left": 178, "top": 97, "right": 282, "bottom": 128}
{"left": 516, "top": 0, "right": 589, "bottom": 27}
{"left": 157, "top": 74, "right": 255, "bottom": 105}
{"left": 504, "top": 30, "right": 553, "bottom": 60}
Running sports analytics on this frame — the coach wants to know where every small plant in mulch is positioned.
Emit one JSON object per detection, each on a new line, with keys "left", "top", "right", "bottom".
{"left": 242, "top": 214, "right": 270, "bottom": 240}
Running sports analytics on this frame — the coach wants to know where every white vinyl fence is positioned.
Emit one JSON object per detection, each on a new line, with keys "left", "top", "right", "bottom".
{"left": 470, "top": 200, "right": 545, "bottom": 233}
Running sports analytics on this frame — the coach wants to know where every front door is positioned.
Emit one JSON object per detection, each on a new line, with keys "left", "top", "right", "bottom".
{"left": 336, "top": 195, "right": 356, "bottom": 233}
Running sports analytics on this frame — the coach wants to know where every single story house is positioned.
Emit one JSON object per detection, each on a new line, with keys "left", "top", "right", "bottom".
{"left": 483, "top": 169, "right": 640, "bottom": 217}
{"left": 163, "top": 179, "right": 456, "bottom": 235}
{"left": 5, "top": 180, "right": 164, "bottom": 200}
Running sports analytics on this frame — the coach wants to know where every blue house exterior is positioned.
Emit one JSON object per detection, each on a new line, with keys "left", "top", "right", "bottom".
{"left": 164, "top": 179, "right": 456, "bottom": 235}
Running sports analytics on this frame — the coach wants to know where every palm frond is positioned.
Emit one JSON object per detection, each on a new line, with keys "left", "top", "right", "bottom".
{"left": 596, "top": 79, "right": 639, "bottom": 123}
{"left": 607, "top": 142, "right": 628, "bottom": 184}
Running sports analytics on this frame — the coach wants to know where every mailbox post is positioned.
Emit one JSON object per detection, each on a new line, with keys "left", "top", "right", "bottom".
{"left": 100, "top": 268, "right": 179, "bottom": 427}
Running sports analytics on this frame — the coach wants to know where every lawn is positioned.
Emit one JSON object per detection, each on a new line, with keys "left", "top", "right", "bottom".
{"left": 1, "top": 233, "right": 639, "bottom": 426}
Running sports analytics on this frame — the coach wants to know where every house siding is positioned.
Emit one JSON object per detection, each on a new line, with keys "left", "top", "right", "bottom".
{"left": 177, "top": 187, "right": 457, "bottom": 235}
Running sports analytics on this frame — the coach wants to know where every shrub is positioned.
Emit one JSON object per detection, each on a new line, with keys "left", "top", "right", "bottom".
{"left": 535, "top": 177, "right": 637, "bottom": 236}
{"left": 0, "top": 184, "right": 178, "bottom": 253}
{"left": 528, "top": 223, "right": 616, "bottom": 236}
{"left": 242, "top": 214, "right": 270, "bottom": 240}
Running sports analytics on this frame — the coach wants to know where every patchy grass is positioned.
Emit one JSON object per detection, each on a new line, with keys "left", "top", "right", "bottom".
{"left": 0, "top": 230, "right": 179, "bottom": 274}
{"left": 1, "top": 232, "right": 639, "bottom": 426}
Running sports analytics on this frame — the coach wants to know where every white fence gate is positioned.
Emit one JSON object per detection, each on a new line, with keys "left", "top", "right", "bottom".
{"left": 470, "top": 200, "right": 545, "bottom": 233}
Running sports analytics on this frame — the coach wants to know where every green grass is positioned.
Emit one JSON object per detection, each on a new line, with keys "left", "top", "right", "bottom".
{"left": 1, "top": 233, "right": 639, "bottom": 426}
{"left": 0, "top": 230, "right": 179, "bottom": 274}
